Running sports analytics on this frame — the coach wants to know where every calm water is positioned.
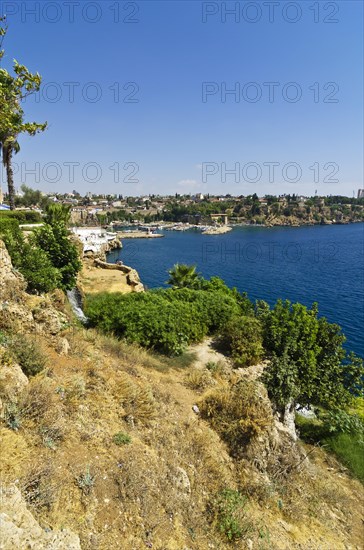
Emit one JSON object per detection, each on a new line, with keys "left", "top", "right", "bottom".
{"left": 108, "top": 224, "right": 364, "bottom": 357}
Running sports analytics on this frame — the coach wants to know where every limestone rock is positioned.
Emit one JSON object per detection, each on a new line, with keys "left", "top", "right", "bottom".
{"left": 0, "top": 241, "right": 27, "bottom": 299}
{"left": 126, "top": 269, "right": 144, "bottom": 292}
{"left": 0, "top": 485, "right": 81, "bottom": 549}
{"left": 56, "top": 337, "right": 70, "bottom": 356}
{"left": 170, "top": 467, "right": 191, "bottom": 496}
{"left": 32, "top": 305, "right": 68, "bottom": 335}
{"left": 0, "top": 346, "right": 28, "bottom": 402}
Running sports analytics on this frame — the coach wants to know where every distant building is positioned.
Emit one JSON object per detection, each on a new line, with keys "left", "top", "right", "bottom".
{"left": 210, "top": 213, "right": 228, "bottom": 225}
{"left": 0, "top": 185, "right": 3, "bottom": 204}
{"left": 357, "top": 189, "right": 364, "bottom": 199}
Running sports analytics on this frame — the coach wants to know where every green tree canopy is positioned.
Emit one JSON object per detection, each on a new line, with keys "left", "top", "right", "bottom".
{"left": 44, "top": 203, "right": 72, "bottom": 226}
{"left": 0, "top": 17, "right": 47, "bottom": 209}
{"left": 259, "top": 300, "right": 363, "bottom": 412}
{"left": 167, "top": 264, "right": 203, "bottom": 289}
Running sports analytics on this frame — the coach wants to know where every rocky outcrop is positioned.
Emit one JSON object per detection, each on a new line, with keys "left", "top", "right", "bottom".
{"left": 32, "top": 303, "right": 68, "bottom": 335}
{"left": 0, "top": 347, "right": 28, "bottom": 402}
{"left": 93, "top": 258, "right": 144, "bottom": 292}
{"left": 0, "top": 240, "right": 27, "bottom": 300}
{"left": 0, "top": 485, "right": 81, "bottom": 549}
{"left": 0, "top": 241, "right": 69, "bottom": 335}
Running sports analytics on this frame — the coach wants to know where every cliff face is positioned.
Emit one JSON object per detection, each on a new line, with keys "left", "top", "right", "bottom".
{"left": 0, "top": 240, "right": 363, "bottom": 550}
{"left": 0, "top": 486, "right": 81, "bottom": 550}
{"left": 0, "top": 241, "right": 69, "bottom": 336}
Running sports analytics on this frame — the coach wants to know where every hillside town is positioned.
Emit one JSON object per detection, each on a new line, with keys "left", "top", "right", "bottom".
{"left": 1, "top": 185, "right": 364, "bottom": 227}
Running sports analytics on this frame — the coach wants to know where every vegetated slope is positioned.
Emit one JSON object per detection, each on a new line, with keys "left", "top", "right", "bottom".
{"left": 0, "top": 241, "right": 363, "bottom": 549}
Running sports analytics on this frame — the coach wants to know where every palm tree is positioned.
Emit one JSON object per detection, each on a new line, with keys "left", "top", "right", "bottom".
{"left": 167, "top": 264, "right": 202, "bottom": 289}
{"left": 44, "top": 203, "right": 72, "bottom": 226}
{"left": 0, "top": 135, "right": 20, "bottom": 210}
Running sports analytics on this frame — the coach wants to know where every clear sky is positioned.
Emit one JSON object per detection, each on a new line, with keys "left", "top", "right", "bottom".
{"left": 1, "top": 0, "right": 363, "bottom": 196}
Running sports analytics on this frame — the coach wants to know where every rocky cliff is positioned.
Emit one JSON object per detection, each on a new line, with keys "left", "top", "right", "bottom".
{"left": 0, "top": 239, "right": 363, "bottom": 550}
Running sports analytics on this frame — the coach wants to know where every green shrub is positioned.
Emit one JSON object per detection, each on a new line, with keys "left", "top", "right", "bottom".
{"left": 0, "top": 210, "right": 42, "bottom": 223}
{"left": 8, "top": 334, "right": 48, "bottom": 377}
{"left": 2, "top": 219, "right": 81, "bottom": 293}
{"left": 325, "top": 433, "right": 364, "bottom": 482}
{"left": 321, "top": 409, "right": 364, "bottom": 436}
{"left": 0, "top": 217, "right": 20, "bottom": 235}
{"left": 75, "top": 465, "right": 96, "bottom": 496}
{"left": 32, "top": 223, "right": 81, "bottom": 290}
{"left": 85, "top": 287, "right": 245, "bottom": 356}
{"left": 85, "top": 292, "right": 205, "bottom": 356}
{"left": 4, "top": 402, "right": 22, "bottom": 431}
{"left": 296, "top": 411, "right": 364, "bottom": 481}
{"left": 2, "top": 229, "right": 61, "bottom": 294}
{"left": 112, "top": 432, "right": 132, "bottom": 445}
{"left": 213, "top": 489, "right": 251, "bottom": 541}
{"left": 218, "top": 315, "right": 264, "bottom": 367}
{"left": 0, "top": 330, "right": 9, "bottom": 346}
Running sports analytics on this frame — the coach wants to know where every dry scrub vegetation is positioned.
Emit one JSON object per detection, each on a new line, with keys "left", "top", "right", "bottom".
{"left": 0, "top": 278, "right": 363, "bottom": 549}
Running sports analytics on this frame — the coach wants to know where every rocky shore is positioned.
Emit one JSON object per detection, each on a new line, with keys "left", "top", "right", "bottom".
{"left": 79, "top": 258, "right": 144, "bottom": 294}
{"left": 116, "top": 231, "right": 164, "bottom": 239}
{"left": 202, "top": 226, "right": 232, "bottom": 235}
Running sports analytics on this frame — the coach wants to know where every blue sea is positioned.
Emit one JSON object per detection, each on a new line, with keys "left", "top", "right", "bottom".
{"left": 108, "top": 224, "right": 364, "bottom": 358}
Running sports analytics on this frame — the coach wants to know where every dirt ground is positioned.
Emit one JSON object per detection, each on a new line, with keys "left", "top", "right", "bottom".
{"left": 79, "top": 264, "right": 133, "bottom": 294}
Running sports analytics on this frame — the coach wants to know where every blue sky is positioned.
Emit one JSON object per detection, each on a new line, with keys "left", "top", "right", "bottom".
{"left": 1, "top": 0, "right": 363, "bottom": 196}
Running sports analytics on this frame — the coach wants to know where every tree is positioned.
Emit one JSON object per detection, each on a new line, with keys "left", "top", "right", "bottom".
{"left": 32, "top": 223, "right": 81, "bottom": 290}
{"left": 167, "top": 264, "right": 202, "bottom": 289}
{"left": 2, "top": 227, "right": 61, "bottom": 293}
{"left": 219, "top": 315, "right": 264, "bottom": 367}
{"left": 44, "top": 203, "right": 72, "bottom": 226}
{"left": 0, "top": 17, "right": 46, "bottom": 209}
{"left": 260, "top": 300, "right": 363, "bottom": 430}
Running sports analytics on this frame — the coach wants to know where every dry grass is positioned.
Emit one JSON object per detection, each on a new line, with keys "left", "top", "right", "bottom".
{"left": 1, "top": 317, "right": 363, "bottom": 549}
{"left": 112, "top": 373, "right": 157, "bottom": 423}
{"left": 18, "top": 376, "right": 66, "bottom": 448}
{"left": 199, "top": 378, "right": 274, "bottom": 458}
{"left": 184, "top": 367, "right": 214, "bottom": 391}
{"left": 21, "top": 460, "right": 57, "bottom": 512}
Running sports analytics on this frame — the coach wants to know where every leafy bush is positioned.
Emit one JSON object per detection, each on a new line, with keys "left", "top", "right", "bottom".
{"left": 2, "top": 219, "right": 81, "bottom": 293}
{"left": 0, "top": 217, "right": 20, "bottom": 235}
{"left": 8, "top": 334, "right": 48, "bottom": 377}
{"left": 325, "top": 433, "right": 364, "bottom": 482}
{"left": 2, "top": 229, "right": 61, "bottom": 293}
{"left": 85, "top": 288, "right": 243, "bottom": 356}
{"left": 199, "top": 379, "right": 273, "bottom": 457}
{"left": 295, "top": 411, "right": 364, "bottom": 481}
{"left": 218, "top": 315, "right": 264, "bottom": 367}
{"left": 213, "top": 489, "right": 251, "bottom": 541}
{"left": 157, "top": 288, "right": 242, "bottom": 333}
{"left": 113, "top": 432, "right": 132, "bottom": 445}
{"left": 321, "top": 409, "right": 364, "bottom": 436}
{"left": 0, "top": 210, "right": 42, "bottom": 223}
{"left": 32, "top": 223, "right": 81, "bottom": 290}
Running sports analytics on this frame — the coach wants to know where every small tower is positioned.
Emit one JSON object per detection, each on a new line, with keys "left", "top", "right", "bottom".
{"left": 0, "top": 185, "right": 4, "bottom": 205}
